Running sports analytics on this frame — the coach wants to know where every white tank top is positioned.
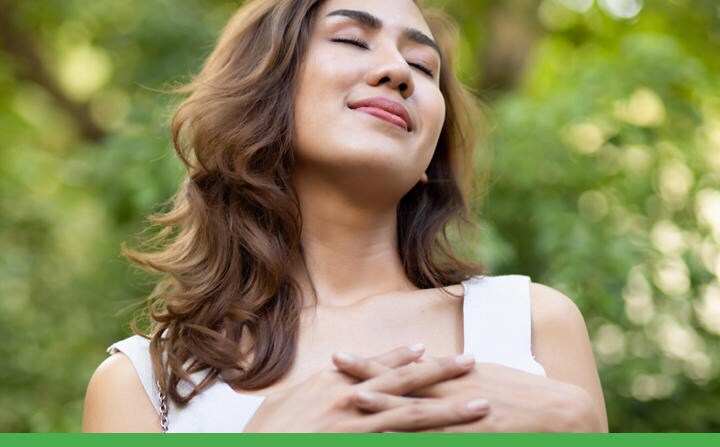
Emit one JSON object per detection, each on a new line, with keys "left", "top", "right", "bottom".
{"left": 107, "top": 275, "right": 546, "bottom": 432}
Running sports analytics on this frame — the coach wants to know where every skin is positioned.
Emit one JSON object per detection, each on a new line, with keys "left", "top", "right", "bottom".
{"left": 292, "top": 0, "right": 444, "bottom": 215}
{"left": 335, "top": 284, "right": 608, "bottom": 432}
{"left": 82, "top": 0, "right": 607, "bottom": 432}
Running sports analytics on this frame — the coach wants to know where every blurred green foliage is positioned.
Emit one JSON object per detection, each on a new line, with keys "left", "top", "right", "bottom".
{"left": 1, "top": 0, "right": 719, "bottom": 432}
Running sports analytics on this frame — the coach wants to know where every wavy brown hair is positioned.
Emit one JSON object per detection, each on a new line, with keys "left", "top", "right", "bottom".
{"left": 126, "top": 0, "right": 485, "bottom": 406}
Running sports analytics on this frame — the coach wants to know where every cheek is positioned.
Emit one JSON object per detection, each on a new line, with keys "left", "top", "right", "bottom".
{"left": 297, "top": 45, "right": 352, "bottom": 97}
{"left": 294, "top": 59, "right": 329, "bottom": 145}
{"left": 294, "top": 52, "right": 349, "bottom": 130}
{"left": 414, "top": 92, "right": 446, "bottom": 171}
{"left": 423, "top": 91, "right": 446, "bottom": 150}
{"left": 433, "top": 94, "right": 447, "bottom": 137}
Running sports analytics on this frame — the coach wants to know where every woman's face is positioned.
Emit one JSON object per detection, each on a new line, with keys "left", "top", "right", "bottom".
{"left": 293, "top": 0, "right": 445, "bottom": 199}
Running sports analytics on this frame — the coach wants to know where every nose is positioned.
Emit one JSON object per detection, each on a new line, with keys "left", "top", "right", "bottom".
{"left": 365, "top": 47, "right": 415, "bottom": 99}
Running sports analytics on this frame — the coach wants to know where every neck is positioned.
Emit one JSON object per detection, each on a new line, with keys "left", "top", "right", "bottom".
{"left": 292, "top": 174, "right": 416, "bottom": 308}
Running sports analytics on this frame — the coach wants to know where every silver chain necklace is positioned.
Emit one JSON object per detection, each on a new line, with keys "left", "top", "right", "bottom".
{"left": 156, "top": 380, "right": 169, "bottom": 433}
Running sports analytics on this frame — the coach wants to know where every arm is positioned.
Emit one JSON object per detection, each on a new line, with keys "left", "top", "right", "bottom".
{"left": 530, "top": 282, "right": 608, "bottom": 431}
{"left": 85, "top": 346, "right": 488, "bottom": 432}
{"left": 244, "top": 350, "right": 490, "bottom": 432}
{"left": 335, "top": 283, "right": 608, "bottom": 432}
{"left": 82, "top": 353, "right": 162, "bottom": 432}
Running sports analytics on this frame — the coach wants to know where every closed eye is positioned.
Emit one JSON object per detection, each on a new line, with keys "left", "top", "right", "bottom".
{"left": 331, "top": 37, "right": 369, "bottom": 50}
{"left": 409, "top": 62, "right": 434, "bottom": 78}
{"left": 332, "top": 38, "right": 435, "bottom": 78}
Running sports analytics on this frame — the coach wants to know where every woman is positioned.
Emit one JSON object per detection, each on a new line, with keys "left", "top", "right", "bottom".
{"left": 82, "top": 0, "right": 607, "bottom": 432}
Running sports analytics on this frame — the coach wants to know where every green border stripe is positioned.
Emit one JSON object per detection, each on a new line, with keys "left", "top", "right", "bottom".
{"left": 1, "top": 434, "right": 719, "bottom": 447}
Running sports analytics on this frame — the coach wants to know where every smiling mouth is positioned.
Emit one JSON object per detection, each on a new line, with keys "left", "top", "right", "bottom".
{"left": 353, "top": 106, "right": 409, "bottom": 131}
{"left": 349, "top": 97, "right": 412, "bottom": 132}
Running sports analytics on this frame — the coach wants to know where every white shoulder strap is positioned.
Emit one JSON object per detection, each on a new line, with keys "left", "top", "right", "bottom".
{"left": 462, "top": 275, "right": 546, "bottom": 376}
{"left": 108, "top": 335, "right": 269, "bottom": 432}
{"left": 107, "top": 335, "right": 161, "bottom": 415}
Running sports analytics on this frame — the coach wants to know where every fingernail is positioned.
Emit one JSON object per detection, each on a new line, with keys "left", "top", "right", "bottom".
{"left": 355, "top": 390, "right": 376, "bottom": 404}
{"left": 408, "top": 343, "right": 425, "bottom": 354}
{"left": 334, "top": 352, "right": 355, "bottom": 365}
{"left": 467, "top": 399, "right": 490, "bottom": 414}
{"left": 455, "top": 354, "right": 475, "bottom": 367}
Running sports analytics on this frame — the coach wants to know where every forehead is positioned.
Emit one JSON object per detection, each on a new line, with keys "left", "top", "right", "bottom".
{"left": 316, "top": 0, "right": 433, "bottom": 36}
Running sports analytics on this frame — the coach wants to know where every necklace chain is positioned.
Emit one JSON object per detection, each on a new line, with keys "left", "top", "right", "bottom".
{"left": 156, "top": 380, "right": 169, "bottom": 433}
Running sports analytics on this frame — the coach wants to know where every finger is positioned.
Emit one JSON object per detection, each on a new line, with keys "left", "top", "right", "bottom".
{"left": 370, "top": 344, "right": 425, "bottom": 368}
{"left": 358, "top": 396, "right": 490, "bottom": 432}
{"left": 418, "top": 421, "right": 484, "bottom": 433}
{"left": 352, "top": 390, "right": 422, "bottom": 413}
{"left": 333, "top": 353, "right": 389, "bottom": 380}
{"left": 352, "top": 390, "right": 489, "bottom": 416}
{"left": 332, "top": 344, "right": 425, "bottom": 380}
{"left": 358, "top": 354, "right": 476, "bottom": 395}
{"left": 415, "top": 354, "right": 433, "bottom": 363}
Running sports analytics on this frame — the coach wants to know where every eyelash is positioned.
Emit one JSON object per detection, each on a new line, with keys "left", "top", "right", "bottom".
{"left": 331, "top": 38, "right": 435, "bottom": 78}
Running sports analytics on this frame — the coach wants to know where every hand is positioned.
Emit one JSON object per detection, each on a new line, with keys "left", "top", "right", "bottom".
{"left": 243, "top": 346, "right": 491, "bottom": 432}
{"left": 336, "top": 355, "right": 604, "bottom": 432}
{"left": 419, "top": 363, "right": 604, "bottom": 432}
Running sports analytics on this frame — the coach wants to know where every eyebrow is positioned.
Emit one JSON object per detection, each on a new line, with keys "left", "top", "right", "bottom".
{"left": 326, "top": 9, "right": 441, "bottom": 57}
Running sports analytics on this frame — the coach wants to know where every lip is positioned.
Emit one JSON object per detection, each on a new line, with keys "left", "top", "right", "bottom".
{"left": 349, "top": 97, "right": 412, "bottom": 132}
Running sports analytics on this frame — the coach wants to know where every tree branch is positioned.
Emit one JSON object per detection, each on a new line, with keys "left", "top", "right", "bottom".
{"left": 0, "top": 0, "right": 107, "bottom": 142}
{"left": 476, "top": 0, "right": 543, "bottom": 99}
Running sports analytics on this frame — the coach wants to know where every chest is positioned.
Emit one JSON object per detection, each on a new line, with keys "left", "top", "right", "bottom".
{"left": 252, "top": 286, "right": 464, "bottom": 395}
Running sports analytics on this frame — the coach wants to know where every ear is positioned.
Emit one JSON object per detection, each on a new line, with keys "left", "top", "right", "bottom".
{"left": 419, "top": 172, "right": 429, "bottom": 184}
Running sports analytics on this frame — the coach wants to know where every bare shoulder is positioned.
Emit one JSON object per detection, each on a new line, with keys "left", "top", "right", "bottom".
{"left": 82, "top": 352, "right": 161, "bottom": 432}
{"left": 529, "top": 282, "right": 608, "bottom": 431}
{"left": 529, "top": 282, "right": 585, "bottom": 330}
{"left": 528, "top": 281, "right": 590, "bottom": 360}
